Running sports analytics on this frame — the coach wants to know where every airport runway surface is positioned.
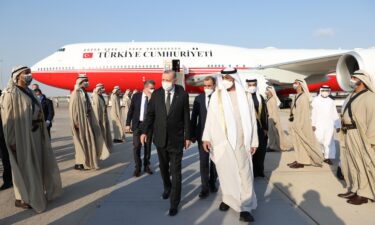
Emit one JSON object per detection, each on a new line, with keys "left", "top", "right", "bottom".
{"left": 1, "top": 105, "right": 374, "bottom": 225}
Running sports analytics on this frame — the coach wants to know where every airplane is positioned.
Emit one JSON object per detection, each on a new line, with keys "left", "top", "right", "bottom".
{"left": 31, "top": 42, "right": 375, "bottom": 100}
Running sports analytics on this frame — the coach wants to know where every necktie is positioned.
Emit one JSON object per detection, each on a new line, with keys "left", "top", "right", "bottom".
{"left": 166, "top": 92, "right": 171, "bottom": 114}
{"left": 143, "top": 96, "right": 148, "bottom": 121}
{"left": 207, "top": 95, "right": 212, "bottom": 107}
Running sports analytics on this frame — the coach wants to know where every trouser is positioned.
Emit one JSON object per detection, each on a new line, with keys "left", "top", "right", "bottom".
{"left": 156, "top": 138, "right": 183, "bottom": 209}
{"left": 0, "top": 132, "right": 12, "bottom": 185}
{"left": 47, "top": 125, "right": 51, "bottom": 138}
{"left": 252, "top": 127, "right": 268, "bottom": 176}
{"left": 198, "top": 141, "right": 217, "bottom": 191}
{"left": 132, "top": 124, "right": 152, "bottom": 170}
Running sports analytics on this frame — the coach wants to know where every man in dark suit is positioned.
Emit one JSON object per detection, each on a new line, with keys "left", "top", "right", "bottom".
{"left": 34, "top": 88, "right": 55, "bottom": 137}
{"left": 246, "top": 79, "right": 268, "bottom": 177}
{"left": 141, "top": 70, "right": 191, "bottom": 216}
{"left": 0, "top": 89, "right": 13, "bottom": 190}
{"left": 191, "top": 76, "right": 218, "bottom": 199}
{"left": 126, "top": 80, "right": 155, "bottom": 177}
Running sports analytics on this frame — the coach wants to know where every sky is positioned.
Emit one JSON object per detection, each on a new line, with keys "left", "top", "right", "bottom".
{"left": 0, "top": 0, "right": 374, "bottom": 96}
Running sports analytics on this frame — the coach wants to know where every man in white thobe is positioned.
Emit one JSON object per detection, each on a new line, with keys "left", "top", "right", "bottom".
{"left": 202, "top": 68, "right": 258, "bottom": 223}
{"left": 311, "top": 85, "right": 341, "bottom": 165}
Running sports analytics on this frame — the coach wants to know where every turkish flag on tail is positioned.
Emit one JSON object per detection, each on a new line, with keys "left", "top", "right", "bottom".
{"left": 83, "top": 52, "right": 93, "bottom": 58}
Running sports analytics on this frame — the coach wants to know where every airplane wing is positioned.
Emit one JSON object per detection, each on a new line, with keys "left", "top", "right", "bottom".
{"left": 259, "top": 53, "right": 343, "bottom": 76}
{"left": 254, "top": 53, "right": 345, "bottom": 84}
{"left": 186, "top": 53, "right": 346, "bottom": 87}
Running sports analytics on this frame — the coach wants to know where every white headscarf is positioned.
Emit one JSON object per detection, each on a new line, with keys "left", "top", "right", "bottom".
{"left": 7, "top": 66, "right": 30, "bottom": 88}
{"left": 296, "top": 79, "right": 312, "bottom": 101}
{"left": 267, "top": 86, "right": 281, "bottom": 106}
{"left": 12, "top": 66, "right": 29, "bottom": 82}
{"left": 245, "top": 78, "right": 262, "bottom": 106}
{"left": 352, "top": 69, "right": 374, "bottom": 92}
{"left": 215, "top": 67, "right": 253, "bottom": 150}
{"left": 112, "top": 86, "right": 120, "bottom": 94}
{"left": 94, "top": 83, "right": 104, "bottom": 94}
{"left": 75, "top": 74, "right": 88, "bottom": 90}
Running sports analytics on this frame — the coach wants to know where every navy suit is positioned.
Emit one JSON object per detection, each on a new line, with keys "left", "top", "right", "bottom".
{"left": 126, "top": 92, "right": 153, "bottom": 170}
{"left": 190, "top": 93, "right": 217, "bottom": 192}
{"left": 40, "top": 94, "right": 55, "bottom": 137}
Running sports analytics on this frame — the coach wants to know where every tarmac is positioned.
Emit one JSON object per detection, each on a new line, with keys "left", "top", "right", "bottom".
{"left": 1, "top": 105, "right": 375, "bottom": 225}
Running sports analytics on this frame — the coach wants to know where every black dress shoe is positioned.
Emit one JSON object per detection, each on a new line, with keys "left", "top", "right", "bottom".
{"left": 113, "top": 139, "right": 123, "bottom": 143}
{"left": 347, "top": 195, "right": 370, "bottom": 205}
{"left": 287, "top": 161, "right": 297, "bottom": 166}
{"left": 199, "top": 190, "right": 209, "bottom": 199}
{"left": 0, "top": 182, "right": 13, "bottom": 190}
{"left": 133, "top": 169, "right": 141, "bottom": 177}
{"left": 219, "top": 202, "right": 229, "bottom": 211}
{"left": 338, "top": 191, "right": 355, "bottom": 199}
{"left": 144, "top": 167, "right": 153, "bottom": 175}
{"left": 209, "top": 184, "right": 218, "bottom": 193}
{"left": 240, "top": 211, "right": 255, "bottom": 222}
{"left": 74, "top": 164, "right": 84, "bottom": 170}
{"left": 162, "top": 191, "right": 170, "bottom": 199}
{"left": 169, "top": 208, "right": 178, "bottom": 216}
{"left": 289, "top": 163, "right": 304, "bottom": 169}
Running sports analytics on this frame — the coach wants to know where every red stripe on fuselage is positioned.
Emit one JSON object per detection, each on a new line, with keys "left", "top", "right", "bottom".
{"left": 32, "top": 69, "right": 341, "bottom": 94}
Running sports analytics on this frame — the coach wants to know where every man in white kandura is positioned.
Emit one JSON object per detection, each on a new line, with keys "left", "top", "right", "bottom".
{"left": 111, "top": 86, "right": 126, "bottom": 143}
{"left": 311, "top": 85, "right": 341, "bottom": 165}
{"left": 202, "top": 67, "right": 258, "bottom": 223}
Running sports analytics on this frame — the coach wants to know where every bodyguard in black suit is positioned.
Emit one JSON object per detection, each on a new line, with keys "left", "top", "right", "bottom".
{"left": 126, "top": 80, "right": 155, "bottom": 177}
{"left": 141, "top": 70, "right": 191, "bottom": 216}
{"left": 34, "top": 89, "right": 55, "bottom": 137}
{"left": 0, "top": 90, "right": 13, "bottom": 190}
{"left": 190, "top": 76, "right": 218, "bottom": 199}
{"left": 246, "top": 79, "right": 268, "bottom": 177}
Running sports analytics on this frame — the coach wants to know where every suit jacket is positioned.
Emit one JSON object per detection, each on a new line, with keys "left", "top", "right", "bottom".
{"left": 190, "top": 93, "right": 208, "bottom": 142}
{"left": 40, "top": 95, "right": 55, "bottom": 127}
{"left": 142, "top": 85, "right": 191, "bottom": 149}
{"left": 256, "top": 95, "right": 268, "bottom": 131}
{"left": 126, "top": 92, "right": 144, "bottom": 131}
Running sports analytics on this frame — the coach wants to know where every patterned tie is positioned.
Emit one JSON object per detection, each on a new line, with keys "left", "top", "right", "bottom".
{"left": 166, "top": 92, "right": 171, "bottom": 114}
{"left": 143, "top": 96, "right": 148, "bottom": 121}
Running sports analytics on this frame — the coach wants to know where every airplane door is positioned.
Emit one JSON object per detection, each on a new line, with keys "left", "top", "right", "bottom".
{"left": 172, "top": 59, "right": 180, "bottom": 72}
{"left": 164, "top": 59, "right": 185, "bottom": 88}
{"left": 172, "top": 59, "right": 185, "bottom": 88}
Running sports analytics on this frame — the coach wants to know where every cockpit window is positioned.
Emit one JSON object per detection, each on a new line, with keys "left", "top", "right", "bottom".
{"left": 57, "top": 48, "right": 65, "bottom": 52}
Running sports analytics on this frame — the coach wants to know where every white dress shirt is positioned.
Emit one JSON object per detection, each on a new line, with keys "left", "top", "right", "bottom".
{"left": 139, "top": 92, "right": 148, "bottom": 121}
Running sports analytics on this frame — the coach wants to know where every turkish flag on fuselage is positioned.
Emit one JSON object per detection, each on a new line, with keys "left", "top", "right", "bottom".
{"left": 83, "top": 52, "right": 93, "bottom": 58}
